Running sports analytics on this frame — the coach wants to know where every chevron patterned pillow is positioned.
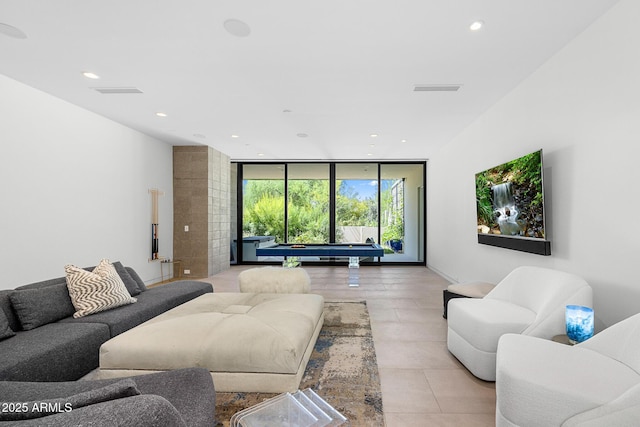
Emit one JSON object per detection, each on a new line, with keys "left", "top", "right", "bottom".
{"left": 65, "top": 259, "right": 137, "bottom": 318}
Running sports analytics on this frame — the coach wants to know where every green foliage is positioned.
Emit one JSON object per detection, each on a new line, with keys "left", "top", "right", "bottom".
{"left": 380, "top": 179, "right": 404, "bottom": 244}
{"left": 381, "top": 213, "right": 404, "bottom": 243}
{"left": 243, "top": 193, "right": 285, "bottom": 241}
{"left": 242, "top": 177, "right": 402, "bottom": 244}
{"left": 243, "top": 179, "right": 332, "bottom": 243}
{"left": 243, "top": 180, "right": 284, "bottom": 207}
{"left": 475, "top": 172, "right": 494, "bottom": 226}
{"left": 509, "top": 151, "right": 543, "bottom": 205}
{"left": 336, "top": 181, "right": 377, "bottom": 227}
{"left": 287, "top": 180, "right": 330, "bottom": 243}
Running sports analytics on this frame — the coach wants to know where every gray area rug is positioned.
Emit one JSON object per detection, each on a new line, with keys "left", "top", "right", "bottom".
{"left": 214, "top": 300, "right": 384, "bottom": 426}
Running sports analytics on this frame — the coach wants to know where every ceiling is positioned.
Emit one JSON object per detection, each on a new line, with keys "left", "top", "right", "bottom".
{"left": 0, "top": 0, "right": 620, "bottom": 161}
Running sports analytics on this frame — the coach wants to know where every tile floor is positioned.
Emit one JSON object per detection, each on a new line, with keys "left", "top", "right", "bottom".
{"left": 207, "top": 265, "right": 496, "bottom": 427}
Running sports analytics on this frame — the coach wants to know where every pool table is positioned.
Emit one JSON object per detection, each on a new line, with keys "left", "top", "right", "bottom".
{"left": 255, "top": 243, "right": 384, "bottom": 258}
{"left": 256, "top": 243, "right": 384, "bottom": 286}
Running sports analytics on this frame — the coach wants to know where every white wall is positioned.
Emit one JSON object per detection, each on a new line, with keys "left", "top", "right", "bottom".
{"left": 427, "top": 0, "right": 640, "bottom": 328}
{"left": 0, "top": 74, "right": 174, "bottom": 288}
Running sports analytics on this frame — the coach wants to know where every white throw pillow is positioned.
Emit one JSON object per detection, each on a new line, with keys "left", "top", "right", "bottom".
{"left": 65, "top": 259, "right": 137, "bottom": 318}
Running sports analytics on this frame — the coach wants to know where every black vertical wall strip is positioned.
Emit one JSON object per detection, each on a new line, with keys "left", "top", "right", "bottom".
{"left": 284, "top": 164, "right": 289, "bottom": 243}
{"left": 329, "top": 163, "right": 336, "bottom": 243}
{"left": 236, "top": 163, "right": 244, "bottom": 262}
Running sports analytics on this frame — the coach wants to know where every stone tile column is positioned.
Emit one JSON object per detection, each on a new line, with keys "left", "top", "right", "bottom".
{"left": 173, "top": 146, "right": 230, "bottom": 278}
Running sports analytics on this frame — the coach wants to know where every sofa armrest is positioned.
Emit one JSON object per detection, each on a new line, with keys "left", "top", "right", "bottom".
{"left": 1, "top": 368, "right": 215, "bottom": 427}
{"left": 496, "top": 334, "right": 640, "bottom": 427}
{"left": 0, "top": 395, "right": 187, "bottom": 427}
{"left": 561, "top": 382, "right": 640, "bottom": 427}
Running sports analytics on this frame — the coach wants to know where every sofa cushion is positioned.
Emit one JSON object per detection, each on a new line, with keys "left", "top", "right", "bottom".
{"left": 0, "top": 310, "right": 15, "bottom": 341}
{"left": 448, "top": 298, "right": 536, "bottom": 352}
{"left": 0, "top": 379, "right": 140, "bottom": 421}
{"left": 9, "top": 283, "right": 76, "bottom": 330}
{"left": 143, "top": 280, "right": 215, "bottom": 310}
{"left": 59, "top": 280, "right": 213, "bottom": 337}
{"left": 60, "top": 294, "right": 173, "bottom": 337}
{"left": 65, "top": 259, "right": 137, "bottom": 318}
{"left": 0, "top": 322, "right": 111, "bottom": 381}
{"left": 113, "top": 262, "right": 141, "bottom": 296}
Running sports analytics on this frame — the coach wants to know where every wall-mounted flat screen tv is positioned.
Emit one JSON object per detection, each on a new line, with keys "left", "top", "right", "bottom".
{"left": 475, "top": 149, "right": 550, "bottom": 255}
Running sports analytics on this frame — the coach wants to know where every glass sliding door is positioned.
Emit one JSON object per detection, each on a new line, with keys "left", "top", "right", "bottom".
{"left": 335, "top": 163, "right": 378, "bottom": 244}
{"left": 287, "top": 163, "right": 330, "bottom": 243}
{"left": 380, "top": 163, "right": 425, "bottom": 262}
{"left": 241, "top": 164, "right": 285, "bottom": 262}
{"left": 235, "top": 161, "right": 426, "bottom": 265}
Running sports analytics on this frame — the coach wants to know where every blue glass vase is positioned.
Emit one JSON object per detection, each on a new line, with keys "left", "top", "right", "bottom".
{"left": 566, "top": 305, "right": 594, "bottom": 344}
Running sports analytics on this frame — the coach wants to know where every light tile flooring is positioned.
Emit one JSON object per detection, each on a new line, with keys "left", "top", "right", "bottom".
{"left": 206, "top": 265, "right": 496, "bottom": 427}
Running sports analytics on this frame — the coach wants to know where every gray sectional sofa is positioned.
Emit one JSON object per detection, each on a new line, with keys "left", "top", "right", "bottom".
{"left": 0, "top": 262, "right": 213, "bottom": 382}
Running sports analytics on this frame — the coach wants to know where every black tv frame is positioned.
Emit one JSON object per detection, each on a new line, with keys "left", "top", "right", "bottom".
{"left": 475, "top": 149, "right": 551, "bottom": 256}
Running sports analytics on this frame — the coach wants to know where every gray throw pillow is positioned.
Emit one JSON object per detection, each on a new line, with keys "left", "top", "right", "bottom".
{"left": 0, "top": 310, "right": 15, "bottom": 341}
{"left": 9, "top": 283, "right": 76, "bottom": 330}
{"left": 0, "top": 290, "right": 20, "bottom": 331}
{"left": 112, "top": 261, "right": 141, "bottom": 296}
{"left": 125, "top": 267, "right": 148, "bottom": 292}
{"left": 0, "top": 378, "right": 141, "bottom": 421}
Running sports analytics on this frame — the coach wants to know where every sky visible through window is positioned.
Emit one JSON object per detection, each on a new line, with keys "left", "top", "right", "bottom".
{"left": 344, "top": 180, "right": 378, "bottom": 200}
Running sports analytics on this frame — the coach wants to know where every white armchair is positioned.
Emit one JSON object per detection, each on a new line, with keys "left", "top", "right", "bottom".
{"left": 496, "top": 313, "right": 640, "bottom": 426}
{"left": 447, "top": 266, "right": 592, "bottom": 381}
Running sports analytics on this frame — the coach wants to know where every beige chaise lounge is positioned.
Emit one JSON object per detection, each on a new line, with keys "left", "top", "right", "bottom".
{"left": 97, "top": 292, "right": 325, "bottom": 393}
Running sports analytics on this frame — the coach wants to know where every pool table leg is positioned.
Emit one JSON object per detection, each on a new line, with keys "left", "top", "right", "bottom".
{"left": 348, "top": 256, "right": 360, "bottom": 287}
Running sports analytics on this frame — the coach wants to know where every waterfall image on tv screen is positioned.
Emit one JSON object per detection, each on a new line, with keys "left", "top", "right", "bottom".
{"left": 475, "top": 150, "right": 545, "bottom": 240}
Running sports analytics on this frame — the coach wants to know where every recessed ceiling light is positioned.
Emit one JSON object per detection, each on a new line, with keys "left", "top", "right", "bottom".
{"left": 257, "top": 153, "right": 265, "bottom": 157}
{"left": 82, "top": 71, "right": 100, "bottom": 80}
{"left": 401, "top": 139, "right": 407, "bottom": 143}
{"left": 0, "top": 23, "right": 27, "bottom": 39}
{"left": 413, "top": 84, "right": 462, "bottom": 92}
{"left": 369, "top": 144, "right": 375, "bottom": 148}
{"left": 231, "top": 134, "right": 239, "bottom": 138}
{"left": 224, "top": 19, "right": 251, "bottom": 37}
{"left": 470, "top": 20, "right": 484, "bottom": 31}
{"left": 155, "top": 112, "right": 167, "bottom": 117}
{"left": 92, "top": 87, "right": 143, "bottom": 94}
{"left": 367, "top": 153, "right": 373, "bottom": 156}
{"left": 370, "top": 134, "right": 378, "bottom": 138}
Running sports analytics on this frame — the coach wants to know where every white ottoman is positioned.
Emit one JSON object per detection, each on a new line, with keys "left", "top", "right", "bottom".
{"left": 238, "top": 266, "right": 311, "bottom": 293}
{"left": 98, "top": 292, "right": 324, "bottom": 393}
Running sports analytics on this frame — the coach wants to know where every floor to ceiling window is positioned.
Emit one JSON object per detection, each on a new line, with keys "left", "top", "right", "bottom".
{"left": 240, "top": 163, "right": 284, "bottom": 262}
{"left": 287, "top": 163, "right": 330, "bottom": 244}
{"left": 335, "top": 163, "right": 378, "bottom": 244}
{"left": 234, "top": 161, "right": 425, "bottom": 265}
{"left": 380, "top": 163, "right": 425, "bottom": 263}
